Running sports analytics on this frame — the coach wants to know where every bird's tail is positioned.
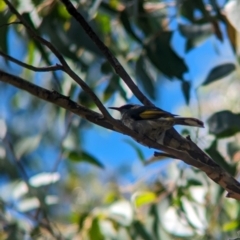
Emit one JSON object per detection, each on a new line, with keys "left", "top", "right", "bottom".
{"left": 174, "top": 117, "right": 204, "bottom": 128}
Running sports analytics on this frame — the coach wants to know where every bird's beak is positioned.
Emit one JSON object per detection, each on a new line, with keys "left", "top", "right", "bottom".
{"left": 108, "top": 107, "right": 120, "bottom": 111}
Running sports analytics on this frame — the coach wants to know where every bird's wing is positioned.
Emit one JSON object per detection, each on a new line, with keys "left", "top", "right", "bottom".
{"left": 133, "top": 107, "right": 177, "bottom": 120}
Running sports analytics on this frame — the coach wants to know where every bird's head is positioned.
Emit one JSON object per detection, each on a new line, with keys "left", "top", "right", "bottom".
{"left": 109, "top": 104, "right": 138, "bottom": 114}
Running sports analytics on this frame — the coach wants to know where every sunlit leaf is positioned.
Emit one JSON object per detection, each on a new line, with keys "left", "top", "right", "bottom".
{"left": 132, "top": 191, "right": 157, "bottom": 208}
{"left": 17, "top": 197, "right": 40, "bottom": 212}
{"left": 0, "top": 1, "right": 7, "bottom": 11}
{"left": 15, "top": 134, "right": 42, "bottom": 159}
{"left": 223, "top": 220, "right": 240, "bottom": 232}
{"left": 95, "top": 13, "right": 111, "bottom": 34}
{"left": 12, "top": 181, "right": 28, "bottom": 200}
{"left": 202, "top": 63, "right": 235, "bottom": 85}
{"left": 29, "top": 172, "right": 60, "bottom": 187}
{"left": 108, "top": 200, "right": 133, "bottom": 226}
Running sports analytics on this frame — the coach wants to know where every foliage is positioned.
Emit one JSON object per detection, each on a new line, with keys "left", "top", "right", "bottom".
{"left": 1, "top": 0, "right": 240, "bottom": 239}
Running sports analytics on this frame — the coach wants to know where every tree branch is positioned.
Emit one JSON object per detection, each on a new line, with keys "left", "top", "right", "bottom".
{"left": 4, "top": 0, "right": 112, "bottom": 119}
{"left": 1, "top": 69, "right": 240, "bottom": 201}
{"left": 59, "top": 0, "right": 153, "bottom": 106}
{"left": 0, "top": 50, "right": 63, "bottom": 72}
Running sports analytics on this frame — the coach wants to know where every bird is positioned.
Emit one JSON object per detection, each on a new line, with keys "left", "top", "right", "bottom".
{"left": 109, "top": 104, "right": 204, "bottom": 144}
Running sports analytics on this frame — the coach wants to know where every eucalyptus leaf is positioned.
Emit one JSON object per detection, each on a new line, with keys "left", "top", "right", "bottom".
{"left": 132, "top": 220, "right": 153, "bottom": 240}
{"left": 207, "top": 110, "right": 240, "bottom": 138}
{"left": 181, "top": 80, "right": 191, "bottom": 104}
{"left": 132, "top": 191, "right": 157, "bottom": 208}
{"left": 202, "top": 63, "right": 235, "bottom": 86}
{"left": 89, "top": 218, "right": 104, "bottom": 240}
{"left": 68, "top": 150, "right": 104, "bottom": 169}
{"left": 136, "top": 55, "right": 155, "bottom": 99}
{"left": 145, "top": 32, "right": 188, "bottom": 80}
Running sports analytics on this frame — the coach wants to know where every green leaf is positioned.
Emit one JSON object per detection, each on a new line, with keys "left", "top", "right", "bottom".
{"left": 95, "top": 13, "right": 111, "bottom": 34}
{"left": 181, "top": 80, "right": 191, "bottom": 104}
{"left": 88, "top": 218, "right": 104, "bottom": 240}
{"left": 101, "top": 61, "right": 113, "bottom": 74}
{"left": 67, "top": 150, "right": 104, "bottom": 169}
{"left": 124, "top": 139, "right": 145, "bottom": 162}
{"left": 186, "top": 179, "right": 202, "bottom": 186}
{"left": 78, "top": 212, "right": 90, "bottom": 231}
{"left": 145, "top": 32, "right": 188, "bottom": 80}
{"left": 223, "top": 220, "right": 240, "bottom": 232}
{"left": 202, "top": 63, "right": 235, "bottom": 86}
{"left": 133, "top": 191, "right": 157, "bottom": 208}
{"left": 207, "top": 110, "right": 240, "bottom": 138}
{"left": 136, "top": 55, "right": 155, "bottom": 99}
{"left": 132, "top": 220, "right": 153, "bottom": 240}
{"left": 120, "top": 10, "right": 142, "bottom": 44}
{"left": 205, "top": 139, "right": 236, "bottom": 175}
{"left": 78, "top": 90, "right": 95, "bottom": 108}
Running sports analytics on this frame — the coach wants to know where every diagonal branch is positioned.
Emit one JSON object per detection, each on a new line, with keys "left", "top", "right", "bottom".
{"left": 4, "top": 0, "right": 112, "bottom": 119}
{"left": 60, "top": 0, "right": 153, "bottom": 106}
{"left": 1, "top": 69, "right": 240, "bottom": 201}
{"left": 0, "top": 50, "right": 63, "bottom": 72}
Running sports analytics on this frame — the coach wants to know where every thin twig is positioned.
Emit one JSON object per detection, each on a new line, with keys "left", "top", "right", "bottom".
{"left": 3, "top": 136, "right": 29, "bottom": 182}
{"left": 0, "top": 21, "right": 21, "bottom": 28}
{"left": 0, "top": 50, "right": 64, "bottom": 72}
{"left": 4, "top": 0, "right": 112, "bottom": 119}
{"left": 60, "top": 0, "right": 153, "bottom": 106}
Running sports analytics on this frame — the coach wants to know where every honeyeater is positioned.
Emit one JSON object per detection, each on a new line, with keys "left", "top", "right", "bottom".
{"left": 109, "top": 104, "right": 204, "bottom": 144}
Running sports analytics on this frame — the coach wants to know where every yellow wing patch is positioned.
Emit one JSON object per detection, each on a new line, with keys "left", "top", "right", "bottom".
{"left": 139, "top": 110, "right": 172, "bottom": 119}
